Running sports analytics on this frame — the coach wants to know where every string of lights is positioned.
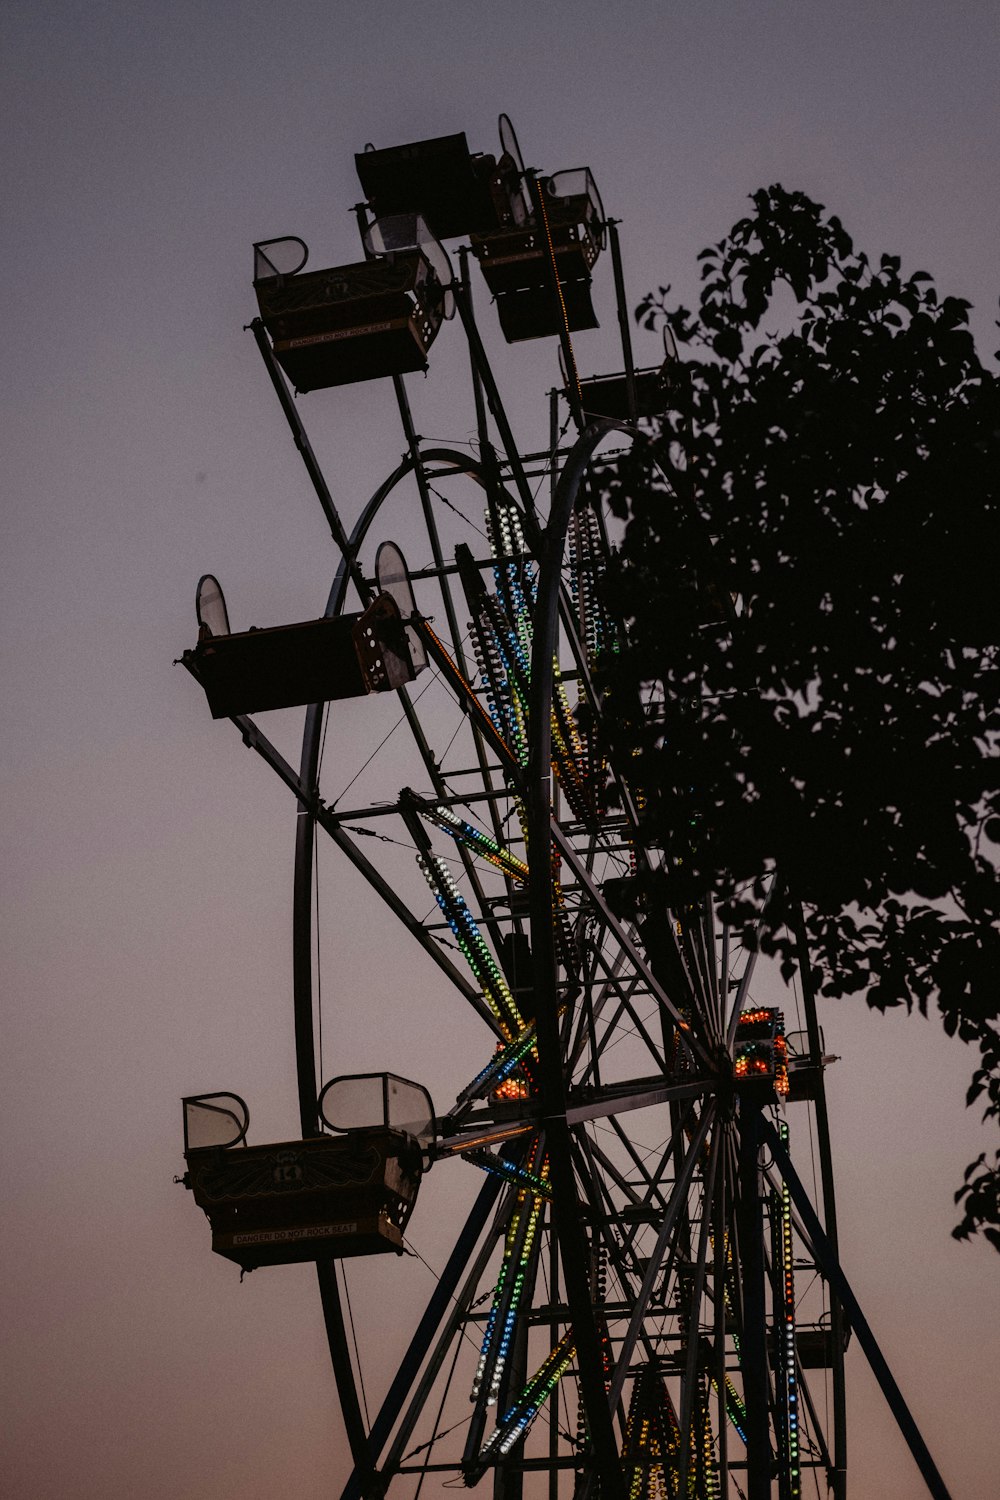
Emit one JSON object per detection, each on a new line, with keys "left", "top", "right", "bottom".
{"left": 773, "top": 1117, "right": 801, "bottom": 1498}
{"left": 415, "top": 850, "right": 525, "bottom": 1041}
{"left": 417, "top": 801, "right": 530, "bottom": 884}
{"left": 619, "top": 1360, "right": 682, "bottom": 1500}
{"left": 470, "top": 1138, "right": 550, "bottom": 1408}
{"left": 475, "top": 1330, "right": 577, "bottom": 1470}
{"left": 733, "top": 1008, "right": 790, "bottom": 1096}
{"left": 462, "top": 1147, "right": 552, "bottom": 1200}
{"left": 456, "top": 1024, "right": 539, "bottom": 1106}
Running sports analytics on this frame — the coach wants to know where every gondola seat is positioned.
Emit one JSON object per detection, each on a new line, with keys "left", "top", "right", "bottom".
{"left": 255, "top": 253, "right": 443, "bottom": 391}
{"left": 184, "top": 591, "right": 416, "bottom": 718}
{"left": 471, "top": 170, "right": 604, "bottom": 342}
{"left": 577, "top": 363, "right": 674, "bottom": 422}
{"left": 355, "top": 132, "right": 508, "bottom": 240}
{"left": 185, "top": 1128, "right": 423, "bottom": 1269}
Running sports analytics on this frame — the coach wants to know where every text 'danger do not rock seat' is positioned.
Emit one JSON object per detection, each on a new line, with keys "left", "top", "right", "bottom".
{"left": 180, "top": 1075, "right": 435, "bottom": 1271}
{"left": 252, "top": 217, "right": 453, "bottom": 393}
{"left": 182, "top": 556, "right": 426, "bottom": 718}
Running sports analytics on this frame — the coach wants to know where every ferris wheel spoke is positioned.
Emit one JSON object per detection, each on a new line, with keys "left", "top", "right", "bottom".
{"left": 567, "top": 947, "right": 630, "bottom": 1075}
{"left": 208, "top": 708, "right": 499, "bottom": 1032}
{"left": 570, "top": 1133, "right": 666, "bottom": 1368}
{"left": 717, "top": 1134, "right": 747, "bottom": 1351}
{"left": 607, "top": 1102, "right": 716, "bottom": 1414}
{"left": 249, "top": 321, "right": 369, "bottom": 599}
{"left": 411, "top": 619, "right": 525, "bottom": 784}
{"left": 677, "top": 1116, "right": 723, "bottom": 1486}
{"left": 577, "top": 1195, "right": 685, "bottom": 1423}
{"left": 794, "top": 1363, "right": 835, "bottom": 1483}
{"left": 550, "top": 822, "right": 714, "bottom": 1067}
{"left": 713, "top": 1126, "right": 732, "bottom": 1494}
{"left": 701, "top": 896, "right": 723, "bottom": 1041}
{"left": 632, "top": 1106, "right": 698, "bottom": 1207}
{"left": 762, "top": 1117, "right": 954, "bottom": 1500}
{"left": 463, "top": 1139, "right": 550, "bottom": 1475}
{"left": 575, "top": 970, "right": 670, "bottom": 1080}
{"left": 450, "top": 281, "right": 539, "bottom": 524}
{"left": 321, "top": 814, "right": 497, "bottom": 1022}
{"left": 723, "top": 876, "right": 781, "bottom": 1051}
{"left": 677, "top": 909, "right": 724, "bottom": 1052}
{"left": 579, "top": 1119, "right": 680, "bottom": 1282}
{"left": 590, "top": 1117, "right": 672, "bottom": 1222}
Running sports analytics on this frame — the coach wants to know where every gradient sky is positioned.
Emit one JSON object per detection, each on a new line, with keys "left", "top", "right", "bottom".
{"left": 3, "top": 3, "right": 999, "bottom": 1497}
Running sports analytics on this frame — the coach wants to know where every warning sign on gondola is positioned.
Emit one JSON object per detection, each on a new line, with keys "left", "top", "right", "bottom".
{"left": 232, "top": 1224, "right": 357, "bottom": 1246}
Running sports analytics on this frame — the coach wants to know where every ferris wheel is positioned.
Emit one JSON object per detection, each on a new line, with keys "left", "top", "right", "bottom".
{"left": 177, "top": 118, "right": 953, "bottom": 1500}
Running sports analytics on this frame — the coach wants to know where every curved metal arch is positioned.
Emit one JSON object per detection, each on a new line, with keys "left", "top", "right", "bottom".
{"left": 526, "top": 416, "right": 635, "bottom": 1500}
{"left": 292, "top": 437, "right": 610, "bottom": 1140}
{"left": 292, "top": 445, "right": 503, "bottom": 1142}
{"left": 289, "top": 444, "right": 501, "bottom": 1484}
{"left": 292, "top": 426, "right": 641, "bottom": 1486}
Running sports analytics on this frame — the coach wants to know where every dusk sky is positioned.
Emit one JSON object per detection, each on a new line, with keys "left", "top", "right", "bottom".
{"left": 3, "top": 3, "right": 999, "bottom": 1497}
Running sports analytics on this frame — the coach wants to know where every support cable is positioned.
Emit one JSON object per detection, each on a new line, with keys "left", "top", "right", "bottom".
{"left": 339, "top": 1263, "right": 370, "bottom": 1427}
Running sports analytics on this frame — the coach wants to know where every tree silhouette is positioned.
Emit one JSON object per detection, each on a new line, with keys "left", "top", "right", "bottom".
{"left": 599, "top": 186, "right": 1000, "bottom": 1249}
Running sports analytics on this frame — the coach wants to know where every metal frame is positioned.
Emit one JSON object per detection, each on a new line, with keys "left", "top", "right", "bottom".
{"left": 179, "top": 146, "right": 957, "bottom": 1500}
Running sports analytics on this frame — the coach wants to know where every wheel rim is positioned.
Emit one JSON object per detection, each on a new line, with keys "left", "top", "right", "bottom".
{"left": 286, "top": 430, "right": 844, "bottom": 1499}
